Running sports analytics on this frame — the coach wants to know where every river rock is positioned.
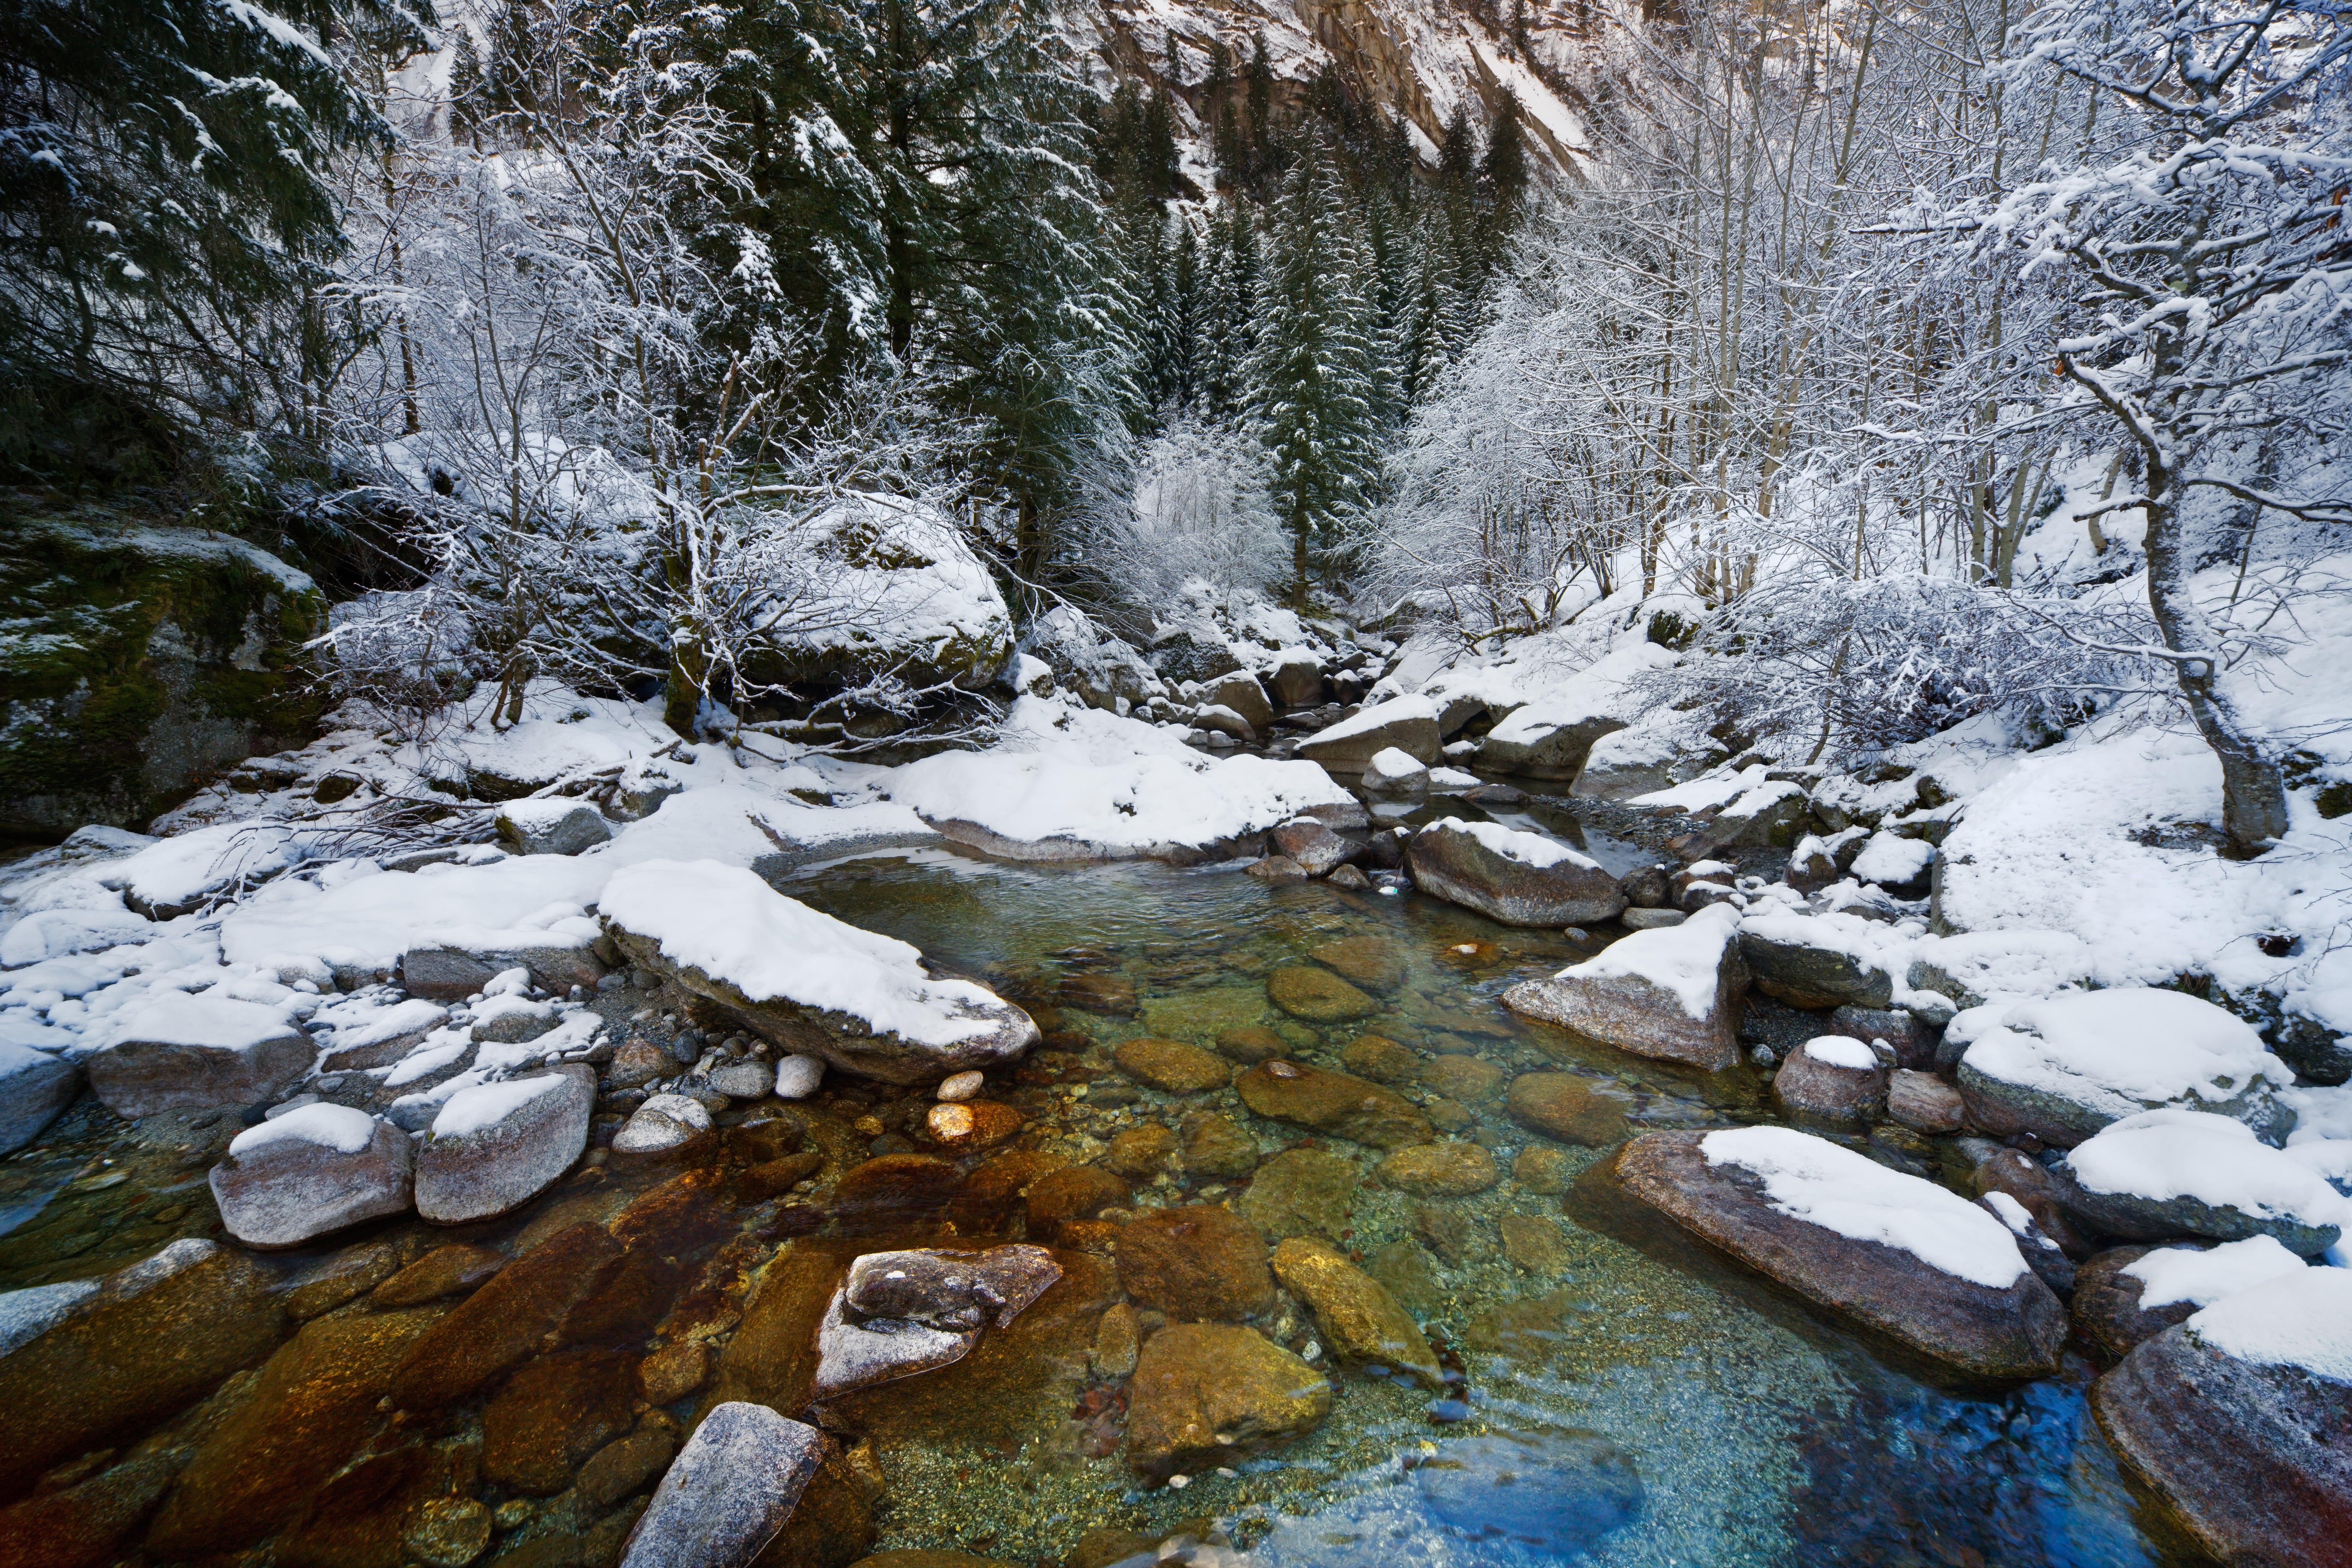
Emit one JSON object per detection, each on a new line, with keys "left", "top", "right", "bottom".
{"left": 1424, "top": 1054, "right": 1506, "bottom": 1104}
{"left": 1114, "top": 1038, "right": 1230, "bottom": 1092}
{"left": 1236, "top": 1060, "right": 1433, "bottom": 1149}
{"left": 1340, "top": 1034, "right": 1421, "bottom": 1085}
{"left": 1105, "top": 1123, "right": 1179, "bottom": 1177}
{"left": 1738, "top": 915, "right": 1895, "bottom": 1009}
{"left": 1886, "top": 1069, "right": 1964, "bottom": 1133}
{"left": 1406, "top": 818, "right": 1624, "bottom": 926}
{"left": 0, "top": 1042, "right": 77, "bottom": 1154}
{"left": 374, "top": 1243, "right": 506, "bottom": 1308}
{"left": 483, "top": 1346, "right": 637, "bottom": 1494}
{"left": 1215, "top": 1026, "right": 1287, "bottom": 1064}
{"left": 1269, "top": 1237, "right": 1440, "bottom": 1385}
{"left": 1413, "top": 1432, "right": 1644, "bottom": 1555}
{"left": 841, "top": 1244, "right": 1061, "bottom": 1332}
{"left": 1309, "top": 935, "right": 1406, "bottom": 993}
{"left": 1363, "top": 747, "right": 1430, "bottom": 798}
{"left": 2054, "top": 1110, "right": 2347, "bottom": 1255}
{"left": 1297, "top": 696, "right": 1441, "bottom": 770}
{"left": 1206, "top": 673, "right": 1274, "bottom": 731}
{"left": 1268, "top": 655, "right": 1325, "bottom": 709}
{"left": 613, "top": 1093, "right": 714, "bottom": 1155}
{"left": 1266, "top": 965, "right": 1379, "bottom": 1021}
{"left": 1179, "top": 1112, "right": 1259, "bottom": 1179}
{"left": 2077, "top": 1238, "right": 2311, "bottom": 1363}
{"left": 1772, "top": 1037, "right": 1888, "bottom": 1123}
{"left": 1826, "top": 1005, "right": 1937, "bottom": 1070}
{"left": 2088, "top": 1269, "right": 2352, "bottom": 1568}
{"left": 1503, "top": 903, "right": 1746, "bottom": 1070}
{"left": 708, "top": 1060, "right": 774, "bottom": 1099}
{"left": 400, "top": 939, "right": 604, "bottom": 1001}
{"left": 1377, "top": 1141, "right": 1500, "bottom": 1196}
{"left": 1514, "top": 1145, "right": 1578, "bottom": 1194}
{"left": 833, "top": 1154, "right": 965, "bottom": 1228}
{"left": 1954, "top": 988, "right": 2292, "bottom": 1148}
{"left": 1506, "top": 1073, "right": 1624, "bottom": 1146}
{"left": 619, "top": 1403, "right": 828, "bottom": 1568}
{"left": 1193, "top": 704, "right": 1256, "bottom": 744}
{"left": 493, "top": 799, "right": 612, "bottom": 856}
{"left": 209, "top": 1103, "right": 414, "bottom": 1248}
{"left": 84, "top": 994, "right": 314, "bottom": 1117}
{"left": 1239, "top": 1148, "right": 1359, "bottom": 1242}
{"left": 1124, "top": 1323, "right": 1331, "bottom": 1481}
{"left": 412, "top": 1065, "right": 593, "bottom": 1222}
{"left": 1610, "top": 1128, "right": 2066, "bottom": 1379}
{"left": 1269, "top": 818, "right": 1359, "bottom": 877}
{"left": 1114, "top": 1205, "right": 1273, "bottom": 1320}
{"left": 1247, "top": 854, "right": 1307, "bottom": 882}
{"left": 600, "top": 861, "right": 1037, "bottom": 1086}
{"left": 1025, "top": 1166, "right": 1130, "bottom": 1236}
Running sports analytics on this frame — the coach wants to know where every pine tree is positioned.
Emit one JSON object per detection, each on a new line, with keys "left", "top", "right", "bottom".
{"left": 1244, "top": 31, "right": 1276, "bottom": 186}
{"left": 1198, "top": 202, "right": 1260, "bottom": 423}
{"left": 1252, "top": 137, "right": 1382, "bottom": 608}
{"left": 1478, "top": 90, "right": 1530, "bottom": 274}
{"left": 448, "top": 28, "right": 487, "bottom": 147}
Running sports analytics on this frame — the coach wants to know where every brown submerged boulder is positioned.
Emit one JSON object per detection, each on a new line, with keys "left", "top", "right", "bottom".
{"left": 1235, "top": 1060, "right": 1432, "bottom": 1149}
{"left": 1114, "top": 1205, "right": 1274, "bottom": 1320}
{"left": 1124, "top": 1323, "right": 1331, "bottom": 1481}
{"left": 1113, "top": 1038, "right": 1231, "bottom": 1093}
{"left": 1608, "top": 1130, "right": 2065, "bottom": 1380}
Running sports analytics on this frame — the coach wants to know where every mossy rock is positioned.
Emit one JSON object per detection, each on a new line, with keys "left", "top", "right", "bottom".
{"left": 0, "top": 498, "right": 325, "bottom": 836}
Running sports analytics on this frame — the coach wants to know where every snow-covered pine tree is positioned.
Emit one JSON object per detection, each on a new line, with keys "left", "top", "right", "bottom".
{"left": 1251, "top": 134, "right": 1382, "bottom": 608}
{"left": 1197, "top": 201, "right": 1261, "bottom": 424}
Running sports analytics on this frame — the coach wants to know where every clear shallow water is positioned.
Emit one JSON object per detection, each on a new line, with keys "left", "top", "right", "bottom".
{"left": 0, "top": 831, "right": 2180, "bottom": 1567}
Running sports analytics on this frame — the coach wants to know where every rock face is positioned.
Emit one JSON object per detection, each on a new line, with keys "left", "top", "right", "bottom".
{"left": 1738, "top": 918, "right": 1895, "bottom": 1009}
{"left": 620, "top": 1402, "right": 830, "bottom": 1568}
{"left": 1406, "top": 818, "right": 1625, "bottom": 926}
{"left": 2089, "top": 1271, "right": 2352, "bottom": 1568}
{"left": 1236, "top": 1060, "right": 1433, "bottom": 1149}
{"left": 601, "top": 860, "right": 1037, "bottom": 1085}
{"left": 1124, "top": 1323, "right": 1331, "bottom": 1481}
{"left": 1610, "top": 1130, "right": 2066, "bottom": 1379}
{"left": 209, "top": 1104, "right": 414, "bottom": 1248}
{"left": 2055, "top": 1110, "right": 2347, "bottom": 1255}
{"left": 1413, "top": 1433, "right": 1645, "bottom": 1555}
{"left": 1771, "top": 1037, "right": 1888, "bottom": 1123}
{"left": 0, "top": 1042, "right": 78, "bottom": 1154}
{"left": 413, "top": 1066, "right": 594, "bottom": 1223}
{"left": 85, "top": 995, "right": 315, "bottom": 1117}
{"left": 1269, "top": 1238, "right": 1440, "bottom": 1385}
{"left": 1114, "top": 1205, "right": 1274, "bottom": 1320}
{"left": 1503, "top": 903, "right": 1746, "bottom": 1070}
{"left": 1296, "top": 696, "right": 1441, "bottom": 770}
{"left": 1955, "top": 988, "right": 2292, "bottom": 1148}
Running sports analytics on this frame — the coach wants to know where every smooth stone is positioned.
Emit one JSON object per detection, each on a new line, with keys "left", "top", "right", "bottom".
{"left": 1179, "top": 1112, "right": 1259, "bottom": 1179}
{"left": 1246, "top": 854, "right": 1310, "bottom": 883}
{"left": 1104, "top": 1123, "right": 1179, "bottom": 1177}
{"left": 1622, "top": 907, "right": 1686, "bottom": 929}
{"left": 1238, "top": 1148, "right": 1359, "bottom": 1243}
{"left": 1771, "top": 1039, "right": 1888, "bottom": 1123}
{"left": 1270, "top": 818, "right": 1360, "bottom": 877}
{"left": 618, "top": 1403, "right": 828, "bottom": 1568}
{"left": 483, "top": 1347, "right": 637, "bottom": 1494}
{"left": 1295, "top": 700, "right": 1441, "bottom": 770}
{"left": 1364, "top": 1238, "right": 1447, "bottom": 1318}
{"left": 612, "top": 1093, "right": 714, "bottom": 1155}
{"left": 1826, "top": 1005, "right": 1939, "bottom": 1070}
{"left": 1406, "top": 819, "right": 1625, "bottom": 926}
{"left": 1413, "top": 1432, "right": 1644, "bottom": 1555}
{"left": 840, "top": 1244, "right": 1062, "bottom": 1332}
{"left": 579, "top": 1424, "right": 678, "bottom": 1508}
{"left": 1505, "top": 1073, "right": 1624, "bottom": 1146}
{"left": 84, "top": 999, "right": 314, "bottom": 1118}
{"left": 374, "top": 1244, "right": 506, "bottom": 1307}
{"left": 1267, "top": 655, "right": 1325, "bottom": 709}
{"left": 832, "top": 1155, "right": 965, "bottom": 1229}
{"left": 707, "top": 1060, "right": 774, "bottom": 1100}
{"left": 606, "top": 1039, "right": 674, "bottom": 1091}
{"left": 1114, "top": 1205, "right": 1274, "bottom": 1320}
{"left": 493, "top": 800, "right": 612, "bottom": 856}
{"left": 1113, "top": 1038, "right": 1232, "bottom": 1092}
{"left": 1206, "top": 673, "right": 1274, "bottom": 731}
{"left": 401, "top": 941, "right": 603, "bottom": 1002}
{"left": 1266, "top": 965, "right": 1380, "bottom": 1022}
{"left": 390, "top": 1223, "right": 622, "bottom": 1409}
{"left": 1326, "top": 864, "right": 1373, "bottom": 890}
{"left": 1513, "top": 1145, "right": 1578, "bottom": 1194}
{"left": 639, "top": 1339, "right": 711, "bottom": 1405}
{"left": 404, "top": 1496, "right": 494, "bottom": 1568}
{"left": 1740, "top": 927, "right": 1895, "bottom": 1009}
{"left": 1025, "top": 1166, "right": 1130, "bottom": 1237}
{"left": 923, "top": 1099, "right": 1021, "bottom": 1149}
{"left": 1236, "top": 1060, "right": 1433, "bottom": 1149}
{"left": 1214, "top": 1026, "right": 1287, "bottom": 1064}
{"left": 1500, "top": 1212, "right": 1575, "bottom": 1275}
{"left": 1309, "top": 936, "right": 1406, "bottom": 993}
{"left": 1270, "top": 1237, "right": 1441, "bottom": 1385}
{"left": 209, "top": 1109, "right": 415, "bottom": 1248}
{"left": 2070, "top": 1246, "right": 2206, "bottom": 1362}
{"left": 774, "top": 1054, "right": 825, "bottom": 1099}
{"left": 1887, "top": 1069, "right": 1964, "bottom": 1133}
{"left": 1423, "top": 1054, "right": 1506, "bottom": 1104}
{"left": 935, "top": 1070, "right": 985, "bottom": 1102}
{"left": 1339, "top": 1034, "right": 1421, "bottom": 1085}
{"left": 414, "top": 1065, "right": 594, "bottom": 1222}
{"left": 1377, "top": 1141, "right": 1500, "bottom": 1196}
{"left": 2053, "top": 1117, "right": 2345, "bottom": 1256}
{"left": 1123, "top": 1323, "right": 1331, "bottom": 1481}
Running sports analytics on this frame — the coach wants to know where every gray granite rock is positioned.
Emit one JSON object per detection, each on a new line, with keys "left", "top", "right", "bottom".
{"left": 619, "top": 1403, "right": 828, "bottom": 1568}
{"left": 413, "top": 1065, "right": 593, "bottom": 1222}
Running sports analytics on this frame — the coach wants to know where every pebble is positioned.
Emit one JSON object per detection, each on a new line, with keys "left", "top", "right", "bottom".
{"left": 936, "top": 1070, "right": 985, "bottom": 1101}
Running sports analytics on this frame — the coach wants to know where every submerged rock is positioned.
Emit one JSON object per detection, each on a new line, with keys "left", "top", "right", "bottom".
{"left": 1269, "top": 1237, "right": 1440, "bottom": 1385}
{"left": 1406, "top": 818, "right": 1624, "bottom": 927}
{"left": 1114, "top": 1205, "right": 1273, "bottom": 1320}
{"left": 1238, "top": 1148, "right": 1360, "bottom": 1242}
{"left": 1114, "top": 1038, "right": 1231, "bottom": 1092}
{"left": 1236, "top": 1060, "right": 1432, "bottom": 1149}
{"left": 1505, "top": 1073, "right": 1624, "bottom": 1146}
{"left": 620, "top": 1402, "right": 829, "bottom": 1568}
{"left": 1377, "top": 1141, "right": 1499, "bottom": 1196}
{"left": 85, "top": 994, "right": 314, "bottom": 1117}
{"left": 601, "top": 861, "right": 1037, "bottom": 1086}
{"left": 1265, "top": 965, "right": 1379, "bottom": 1021}
{"left": 1609, "top": 1128, "right": 2066, "bottom": 1379}
{"left": 209, "top": 1103, "right": 414, "bottom": 1248}
{"left": 1124, "top": 1323, "right": 1331, "bottom": 1481}
{"left": 1413, "top": 1432, "right": 1644, "bottom": 1554}
{"left": 413, "top": 1066, "right": 594, "bottom": 1223}
{"left": 1504, "top": 903, "right": 1746, "bottom": 1070}
{"left": 0, "top": 1042, "right": 79, "bottom": 1154}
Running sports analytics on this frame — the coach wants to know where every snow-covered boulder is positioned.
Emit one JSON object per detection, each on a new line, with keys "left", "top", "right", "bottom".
{"left": 413, "top": 1066, "right": 594, "bottom": 1223}
{"left": 108, "top": 823, "right": 308, "bottom": 921}
{"left": 0, "top": 1041, "right": 78, "bottom": 1154}
{"left": 612, "top": 1092, "right": 714, "bottom": 1155}
{"left": 1475, "top": 645, "right": 1677, "bottom": 781}
{"left": 1738, "top": 912, "right": 1898, "bottom": 1010}
{"left": 85, "top": 994, "right": 315, "bottom": 1118}
{"left": 1296, "top": 696, "right": 1441, "bottom": 771}
{"left": 1504, "top": 903, "right": 1746, "bottom": 1070}
{"left": 314, "top": 998, "right": 449, "bottom": 1072}
{"left": 2055, "top": 1110, "right": 2348, "bottom": 1256}
{"left": 1206, "top": 672, "right": 1274, "bottom": 731}
{"left": 209, "top": 1104, "right": 414, "bottom": 1248}
{"left": 2070, "top": 1237, "right": 2310, "bottom": 1360}
{"left": 600, "top": 859, "right": 1037, "bottom": 1085}
{"left": 1406, "top": 818, "right": 1625, "bottom": 927}
{"left": 1953, "top": 988, "right": 2292, "bottom": 1147}
{"left": 1027, "top": 604, "right": 1160, "bottom": 711}
{"left": 2089, "top": 1267, "right": 2351, "bottom": 1567}
{"left": 1851, "top": 832, "right": 1935, "bottom": 893}
{"left": 1571, "top": 717, "right": 1729, "bottom": 801}
{"left": 1906, "top": 929, "right": 2094, "bottom": 1011}
{"left": 1191, "top": 703, "right": 1256, "bottom": 743}
{"left": 1362, "top": 746, "right": 1429, "bottom": 799}
{"left": 492, "top": 798, "right": 612, "bottom": 857}
{"left": 1772, "top": 1036, "right": 1888, "bottom": 1122}
{"left": 1609, "top": 1127, "right": 2066, "bottom": 1379}
{"left": 619, "top": 1403, "right": 827, "bottom": 1568}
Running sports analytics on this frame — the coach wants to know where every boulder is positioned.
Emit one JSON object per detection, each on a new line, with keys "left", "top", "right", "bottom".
{"left": 413, "top": 1066, "right": 594, "bottom": 1223}
{"left": 1503, "top": 903, "right": 1746, "bottom": 1070}
{"left": 1269, "top": 818, "right": 1359, "bottom": 877}
{"left": 2089, "top": 1269, "right": 2352, "bottom": 1568}
{"left": 1375, "top": 1140, "right": 1498, "bottom": 1197}
{"left": 613, "top": 1093, "right": 715, "bottom": 1155}
{"left": 1205, "top": 673, "right": 1274, "bottom": 732}
{"left": 1235, "top": 1060, "right": 1432, "bottom": 1149}
{"left": 493, "top": 799, "right": 613, "bottom": 856}
{"left": 1180, "top": 1112, "right": 1259, "bottom": 1179}
{"left": 619, "top": 1403, "right": 829, "bottom": 1568}
{"left": 1572, "top": 722, "right": 1727, "bottom": 802}
{"left": 2068, "top": 1240, "right": 2308, "bottom": 1361}
{"left": 1124, "top": 1324, "right": 1330, "bottom": 1481}
{"left": 209, "top": 1104, "right": 414, "bottom": 1248}
{"left": 1192, "top": 704, "right": 1256, "bottom": 744}
{"left": 401, "top": 940, "right": 604, "bottom": 1002}
{"left": 1406, "top": 818, "right": 1625, "bottom": 927}
{"left": 1268, "top": 1238, "right": 1440, "bottom": 1385}
{"left": 1954, "top": 988, "right": 2292, "bottom": 1148}
{"left": 85, "top": 995, "right": 314, "bottom": 1117}
{"left": 1309, "top": 935, "right": 1404, "bottom": 993}
{"left": 1340, "top": 1034, "right": 1421, "bottom": 1084}
{"left": 1149, "top": 627, "right": 1243, "bottom": 684}
{"left": 0, "top": 1042, "right": 77, "bottom": 1154}
{"left": 1114, "top": 1205, "right": 1274, "bottom": 1320}
{"left": 1296, "top": 696, "right": 1441, "bottom": 771}
{"left": 1412, "top": 1432, "right": 1644, "bottom": 1555}
{"left": 810, "top": 1245, "right": 1060, "bottom": 1399}
{"left": 1266, "top": 965, "right": 1379, "bottom": 1021}
{"left": 1267, "top": 655, "right": 1325, "bottom": 710}
{"left": 1478, "top": 699, "right": 1630, "bottom": 782}
{"left": 1771, "top": 1037, "right": 1888, "bottom": 1123}
{"left": 601, "top": 860, "right": 1036, "bottom": 1086}
{"left": 1824, "top": 1005, "right": 1938, "bottom": 1070}
{"left": 1505, "top": 1073, "right": 1625, "bottom": 1146}
{"left": 1246, "top": 854, "right": 1308, "bottom": 882}
{"left": 1113, "top": 1038, "right": 1230, "bottom": 1093}
{"left": 1678, "top": 779, "right": 1813, "bottom": 856}
{"left": 1609, "top": 1128, "right": 2066, "bottom": 1379}
{"left": 1738, "top": 915, "right": 1895, "bottom": 1010}
{"left": 1362, "top": 747, "right": 1429, "bottom": 799}
{"left": 2055, "top": 1110, "right": 2347, "bottom": 1255}
{"left": 1238, "top": 1148, "right": 1359, "bottom": 1242}
{"left": 1886, "top": 1070, "right": 1964, "bottom": 1134}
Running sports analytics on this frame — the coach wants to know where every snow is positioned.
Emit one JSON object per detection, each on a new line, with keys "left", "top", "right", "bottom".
{"left": 2185, "top": 1266, "right": 2352, "bottom": 1382}
{"left": 1482, "top": 643, "right": 1677, "bottom": 746}
{"left": 1637, "top": 764, "right": 1771, "bottom": 813}
{"left": 601, "top": 859, "right": 1010, "bottom": 1046}
{"left": 108, "top": 823, "right": 305, "bottom": 911}
{"left": 99, "top": 992, "right": 299, "bottom": 1051}
{"left": 228, "top": 1102, "right": 381, "bottom": 1157}
{"left": 1701, "top": 1125, "right": 2030, "bottom": 1288}
{"left": 220, "top": 854, "right": 605, "bottom": 979}
{"left": 2122, "top": 1237, "right": 2309, "bottom": 1310}
{"left": 2066, "top": 1110, "right": 2352, "bottom": 1230}
{"left": 384, "top": 1034, "right": 470, "bottom": 1087}
{"left": 1960, "top": 989, "right": 2287, "bottom": 1121}
{"left": 763, "top": 494, "right": 1011, "bottom": 677}
{"left": 432, "top": 1073, "right": 569, "bottom": 1138}
{"left": 1432, "top": 818, "right": 1596, "bottom": 872}
{"left": 1313, "top": 695, "right": 1438, "bottom": 745}
{"left": 1365, "top": 748, "right": 1427, "bottom": 786}
{"left": 1556, "top": 903, "right": 1739, "bottom": 1019}
{"left": 1909, "top": 929, "right": 2094, "bottom": 1007}
{"left": 1801, "top": 1035, "right": 1879, "bottom": 1070}
{"left": 1428, "top": 767, "right": 1480, "bottom": 789}
{"left": 330, "top": 998, "right": 449, "bottom": 1051}
{"left": 1851, "top": 833, "right": 1934, "bottom": 885}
